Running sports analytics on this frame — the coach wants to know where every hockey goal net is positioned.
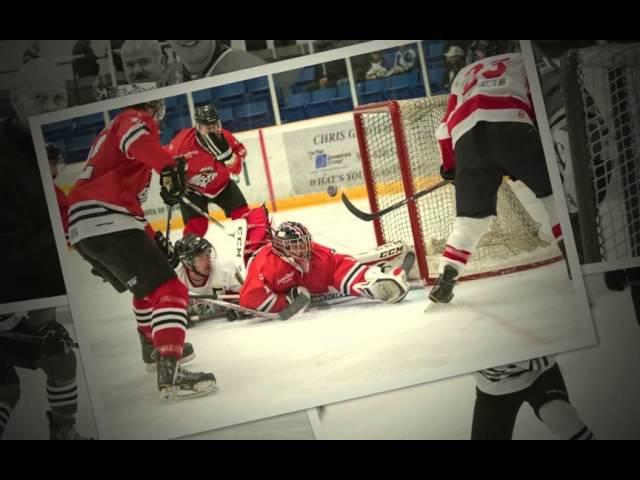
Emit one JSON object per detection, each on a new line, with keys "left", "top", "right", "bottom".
{"left": 353, "top": 96, "right": 562, "bottom": 284}
{"left": 562, "top": 42, "right": 640, "bottom": 265}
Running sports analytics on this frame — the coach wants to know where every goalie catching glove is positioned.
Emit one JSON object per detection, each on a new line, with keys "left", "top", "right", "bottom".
{"left": 353, "top": 264, "right": 410, "bottom": 303}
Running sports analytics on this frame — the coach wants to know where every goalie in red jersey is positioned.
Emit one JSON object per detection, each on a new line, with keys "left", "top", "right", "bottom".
{"left": 239, "top": 222, "right": 410, "bottom": 315}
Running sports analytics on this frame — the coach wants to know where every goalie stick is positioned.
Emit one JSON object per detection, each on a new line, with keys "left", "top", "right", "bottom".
{"left": 341, "top": 180, "right": 450, "bottom": 221}
{"left": 196, "top": 290, "right": 311, "bottom": 321}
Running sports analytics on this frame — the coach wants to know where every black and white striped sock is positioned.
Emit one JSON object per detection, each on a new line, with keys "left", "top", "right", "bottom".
{"left": 0, "top": 400, "right": 13, "bottom": 437}
{"left": 47, "top": 380, "right": 78, "bottom": 420}
{"left": 570, "top": 425, "right": 595, "bottom": 440}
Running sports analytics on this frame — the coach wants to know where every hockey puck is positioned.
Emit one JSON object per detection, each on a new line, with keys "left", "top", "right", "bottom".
{"left": 327, "top": 185, "right": 338, "bottom": 197}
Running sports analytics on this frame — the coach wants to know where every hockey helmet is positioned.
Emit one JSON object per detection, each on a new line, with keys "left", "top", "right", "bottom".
{"left": 271, "top": 222, "right": 312, "bottom": 273}
{"left": 174, "top": 233, "right": 216, "bottom": 271}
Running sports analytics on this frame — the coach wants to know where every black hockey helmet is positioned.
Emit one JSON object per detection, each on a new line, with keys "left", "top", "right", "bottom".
{"left": 174, "top": 233, "right": 216, "bottom": 270}
{"left": 194, "top": 104, "right": 220, "bottom": 126}
{"left": 468, "top": 40, "right": 516, "bottom": 62}
{"left": 271, "top": 222, "right": 312, "bottom": 272}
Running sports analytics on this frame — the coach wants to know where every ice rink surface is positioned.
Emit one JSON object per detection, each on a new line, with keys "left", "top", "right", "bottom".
{"left": 61, "top": 183, "right": 596, "bottom": 439}
{"left": 310, "top": 273, "right": 640, "bottom": 439}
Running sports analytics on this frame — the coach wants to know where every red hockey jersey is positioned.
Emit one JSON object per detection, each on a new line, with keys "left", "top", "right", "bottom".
{"left": 239, "top": 242, "right": 368, "bottom": 313}
{"left": 165, "top": 128, "right": 246, "bottom": 200}
{"left": 67, "top": 109, "right": 175, "bottom": 244}
{"left": 436, "top": 52, "right": 536, "bottom": 171}
{"left": 54, "top": 184, "right": 69, "bottom": 243}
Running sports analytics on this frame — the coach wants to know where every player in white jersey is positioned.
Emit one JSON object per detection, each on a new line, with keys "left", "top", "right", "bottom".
{"left": 429, "top": 40, "right": 566, "bottom": 304}
{"left": 173, "top": 233, "right": 245, "bottom": 323}
{"left": 471, "top": 355, "right": 594, "bottom": 440}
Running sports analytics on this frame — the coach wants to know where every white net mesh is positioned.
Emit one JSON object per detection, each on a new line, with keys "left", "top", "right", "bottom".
{"left": 572, "top": 43, "right": 640, "bottom": 261}
{"left": 356, "top": 96, "right": 560, "bottom": 282}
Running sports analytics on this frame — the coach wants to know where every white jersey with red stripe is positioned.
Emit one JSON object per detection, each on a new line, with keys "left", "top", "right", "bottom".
{"left": 436, "top": 52, "right": 536, "bottom": 171}
{"left": 67, "top": 109, "right": 176, "bottom": 244}
{"left": 176, "top": 258, "right": 243, "bottom": 296}
{"left": 473, "top": 356, "right": 557, "bottom": 396}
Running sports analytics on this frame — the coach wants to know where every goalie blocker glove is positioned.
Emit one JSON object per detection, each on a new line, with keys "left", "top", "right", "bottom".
{"left": 287, "top": 286, "right": 311, "bottom": 305}
{"left": 159, "top": 156, "right": 187, "bottom": 206}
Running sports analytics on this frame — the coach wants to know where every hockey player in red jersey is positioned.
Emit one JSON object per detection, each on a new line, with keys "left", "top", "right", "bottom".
{"left": 429, "top": 40, "right": 565, "bottom": 305}
{"left": 47, "top": 143, "right": 70, "bottom": 244}
{"left": 67, "top": 89, "right": 216, "bottom": 400}
{"left": 166, "top": 104, "right": 270, "bottom": 264}
{"left": 240, "top": 222, "right": 410, "bottom": 314}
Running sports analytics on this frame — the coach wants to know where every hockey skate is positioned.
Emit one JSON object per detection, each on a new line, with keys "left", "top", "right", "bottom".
{"left": 46, "top": 411, "right": 93, "bottom": 440}
{"left": 157, "top": 355, "right": 218, "bottom": 401}
{"left": 139, "top": 331, "right": 196, "bottom": 372}
{"left": 428, "top": 264, "right": 460, "bottom": 304}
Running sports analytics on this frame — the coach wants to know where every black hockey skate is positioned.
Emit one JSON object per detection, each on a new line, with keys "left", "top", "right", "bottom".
{"left": 428, "top": 265, "right": 459, "bottom": 304}
{"left": 46, "top": 411, "right": 93, "bottom": 440}
{"left": 139, "top": 331, "right": 196, "bottom": 372}
{"left": 157, "top": 355, "right": 218, "bottom": 401}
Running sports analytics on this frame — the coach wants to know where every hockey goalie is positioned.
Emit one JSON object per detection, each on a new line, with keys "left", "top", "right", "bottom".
{"left": 239, "top": 222, "right": 412, "bottom": 315}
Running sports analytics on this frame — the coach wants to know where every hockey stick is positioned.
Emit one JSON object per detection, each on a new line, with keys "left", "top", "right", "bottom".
{"left": 199, "top": 292, "right": 311, "bottom": 321}
{"left": 189, "top": 250, "right": 417, "bottom": 319}
{"left": 0, "top": 329, "right": 79, "bottom": 349}
{"left": 341, "top": 180, "right": 450, "bottom": 221}
{"left": 164, "top": 204, "right": 173, "bottom": 255}
{"left": 192, "top": 291, "right": 352, "bottom": 307}
{"left": 179, "top": 195, "right": 234, "bottom": 236}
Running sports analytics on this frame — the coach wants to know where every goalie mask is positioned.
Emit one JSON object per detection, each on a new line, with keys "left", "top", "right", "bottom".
{"left": 271, "top": 222, "right": 312, "bottom": 274}
{"left": 175, "top": 233, "right": 216, "bottom": 278}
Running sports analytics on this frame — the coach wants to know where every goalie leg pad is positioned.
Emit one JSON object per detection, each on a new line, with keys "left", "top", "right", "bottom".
{"left": 353, "top": 265, "right": 410, "bottom": 303}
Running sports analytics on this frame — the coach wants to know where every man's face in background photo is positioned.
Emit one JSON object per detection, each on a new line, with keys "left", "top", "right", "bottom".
{"left": 168, "top": 40, "right": 215, "bottom": 70}
{"left": 121, "top": 40, "right": 166, "bottom": 84}
{"left": 10, "top": 59, "right": 68, "bottom": 133}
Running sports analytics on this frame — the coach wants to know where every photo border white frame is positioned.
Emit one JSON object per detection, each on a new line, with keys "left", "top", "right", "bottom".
{"left": 30, "top": 39, "right": 599, "bottom": 439}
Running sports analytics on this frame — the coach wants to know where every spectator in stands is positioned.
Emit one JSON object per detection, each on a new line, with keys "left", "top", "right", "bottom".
{"left": 22, "top": 41, "right": 40, "bottom": 64}
{"left": 365, "top": 52, "right": 392, "bottom": 80}
{"left": 391, "top": 45, "right": 417, "bottom": 74}
{"left": 72, "top": 40, "right": 100, "bottom": 79}
{"left": 313, "top": 61, "right": 348, "bottom": 89}
{"left": 443, "top": 45, "right": 466, "bottom": 91}
{"left": 160, "top": 40, "right": 265, "bottom": 86}
{"left": 121, "top": 40, "right": 167, "bottom": 84}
